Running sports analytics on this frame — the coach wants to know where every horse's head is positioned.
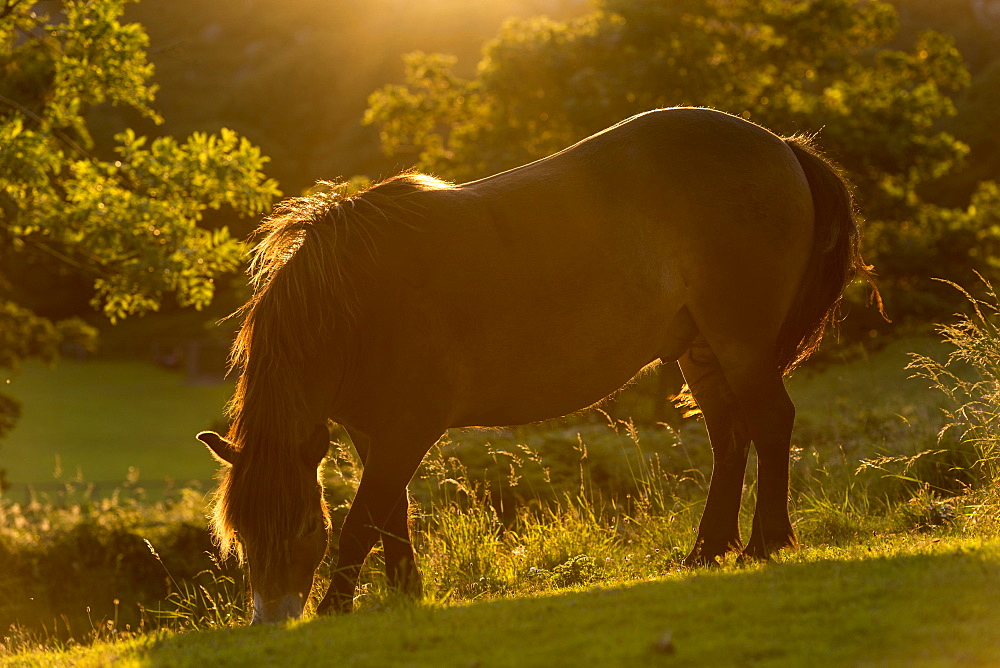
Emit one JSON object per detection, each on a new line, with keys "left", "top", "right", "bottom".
{"left": 197, "top": 426, "right": 331, "bottom": 624}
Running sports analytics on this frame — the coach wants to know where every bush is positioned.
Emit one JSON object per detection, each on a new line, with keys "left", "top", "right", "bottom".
{"left": 0, "top": 486, "right": 238, "bottom": 648}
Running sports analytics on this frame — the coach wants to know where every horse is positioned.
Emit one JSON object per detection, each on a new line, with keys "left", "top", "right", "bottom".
{"left": 196, "top": 106, "right": 877, "bottom": 624}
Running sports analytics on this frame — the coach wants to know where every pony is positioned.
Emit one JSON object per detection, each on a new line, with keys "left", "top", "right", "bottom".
{"left": 197, "top": 107, "right": 877, "bottom": 624}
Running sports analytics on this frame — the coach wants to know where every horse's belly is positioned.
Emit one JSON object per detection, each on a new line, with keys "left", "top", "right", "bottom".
{"left": 451, "top": 331, "right": 667, "bottom": 428}
{"left": 441, "top": 272, "right": 690, "bottom": 428}
{"left": 454, "top": 372, "right": 652, "bottom": 428}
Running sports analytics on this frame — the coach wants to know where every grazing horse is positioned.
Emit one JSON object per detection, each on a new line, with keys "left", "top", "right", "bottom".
{"left": 197, "top": 107, "right": 876, "bottom": 624}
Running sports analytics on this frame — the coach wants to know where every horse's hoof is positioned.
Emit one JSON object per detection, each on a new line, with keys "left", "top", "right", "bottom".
{"left": 740, "top": 533, "right": 796, "bottom": 562}
{"left": 684, "top": 535, "right": 744, "bottom": 567}
{"left": 737, "top": 549, "right": 769, "bottom": 564}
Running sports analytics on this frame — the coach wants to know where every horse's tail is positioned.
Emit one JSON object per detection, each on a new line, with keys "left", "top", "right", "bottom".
{"left": 775, "top": 136, "right": 882, "bottom": 376}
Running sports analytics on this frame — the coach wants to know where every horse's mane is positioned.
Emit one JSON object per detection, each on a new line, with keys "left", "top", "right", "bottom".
{"left": 211, "top": 173, "right": 454, "bottom": 565}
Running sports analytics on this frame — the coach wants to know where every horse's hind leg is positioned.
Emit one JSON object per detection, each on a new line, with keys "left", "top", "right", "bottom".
{"left": 682, "top": 275, "right": 799, "bottom": 560}
{"left": 738, "top": 369, "right": 798, "bottom": 560}
{"left": 713, "top": 347, "right": 798, "bottom": 560}
{"left": 679, "top": 339, "right": 751, "bottom": 566}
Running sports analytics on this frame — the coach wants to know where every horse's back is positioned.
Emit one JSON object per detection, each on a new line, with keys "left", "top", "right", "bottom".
{"left": 468, "top": 107, "right": 802, "bottom": 189}
{"left": 462, "top": 108, "right": 811, "bottom": 250}
{"left": 340, "top": 108, "right": 816, "bottom": 431}
{"left": 458, "top": 107, "right": 815, "bottom": 331}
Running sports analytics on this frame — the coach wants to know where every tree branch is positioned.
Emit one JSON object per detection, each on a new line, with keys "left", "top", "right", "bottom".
{"left": 0, "top": 0, "right": 27, "bottom": 21}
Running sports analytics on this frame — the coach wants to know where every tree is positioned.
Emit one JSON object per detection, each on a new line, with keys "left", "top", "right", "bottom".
{"left": 366, "top": 0, "right": 994, "bottom": 323}
{"left": 0, "top": 0, "right": 280, "bottom": 439}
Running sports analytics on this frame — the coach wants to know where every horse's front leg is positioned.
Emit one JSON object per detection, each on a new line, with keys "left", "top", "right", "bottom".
{"left": 345, "top": 428, "right": 422, "bottom": 597}
{"left": 317, "top": 431, "right": 435, "bottom": 615}
{"left": 383, "top": 494, "right": 422, "bottom": 596}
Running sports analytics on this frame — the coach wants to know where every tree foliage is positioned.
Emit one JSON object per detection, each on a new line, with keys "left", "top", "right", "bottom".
{"left": 0, "top": 0, "right": 280, "bottom": 438}
{"left": 366, "top": 0, "right": 996, "bottom": 322}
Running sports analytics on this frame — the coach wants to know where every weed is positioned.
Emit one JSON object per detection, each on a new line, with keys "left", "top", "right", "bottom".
{"left": 897, "top": 484, "right": 959, "bottom": 532}
{"left": 143, "top": 540, "right": 248, "bottom": 630}
{"left": 797, "top": 484, "right": 875, "bottom": 546}
{"left": 907, "top": 277, "right": 1000, "bottom": 484}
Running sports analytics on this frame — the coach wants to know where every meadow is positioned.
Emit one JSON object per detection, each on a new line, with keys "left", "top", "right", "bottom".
{"left": 4, "top": 306, "right": 1000, "bottom": 666}
{"left": 9, "top": 537, "right": 1000, "bottom": 667}
{"left": 1, "top": 360, "right": 232, "bottom": 491}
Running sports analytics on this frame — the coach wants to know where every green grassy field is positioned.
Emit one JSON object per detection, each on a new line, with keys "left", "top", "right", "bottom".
{"left": 1, "top": 360, "right": 233, "bottom": 487}
{"left": 8, "top": 535, "right": 999, "bottom": 667}
{"left": 4, "top": 329, "right": 996, "bottom": 666}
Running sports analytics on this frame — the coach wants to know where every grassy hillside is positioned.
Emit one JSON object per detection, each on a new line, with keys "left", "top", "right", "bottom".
{"left": 4, "top": 324, "right": 998, "bottom": 665}
{"left": 8, "top": 536, "right": 1000, "bottom": 667}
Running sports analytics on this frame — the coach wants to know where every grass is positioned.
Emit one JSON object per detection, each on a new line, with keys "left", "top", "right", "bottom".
{"left": 785, "top": 333, "right": 957, "bottom": 494}
{"left": 4, "top": 306, "right": 1000, "bottom": 665}
{"left": 1, "top": 360, "right": 233, "bottom": 487}
{"left": 6, "top": 535, "right": 1000, "bottom": 667}
{"left": 786, "top": 333, "right": 951, "bottom": 451}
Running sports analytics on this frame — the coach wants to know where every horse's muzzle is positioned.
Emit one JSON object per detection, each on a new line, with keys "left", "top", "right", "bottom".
{"left": 250, "top": 592, "right": 305, "bottom": 625}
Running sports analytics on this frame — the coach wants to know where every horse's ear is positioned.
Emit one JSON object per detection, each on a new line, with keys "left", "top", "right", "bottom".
{"left": 198, "top": 431, "right": 238, "bottom": 466}
{"left": 302, "top": 424, "right": 330, "bottom": 469}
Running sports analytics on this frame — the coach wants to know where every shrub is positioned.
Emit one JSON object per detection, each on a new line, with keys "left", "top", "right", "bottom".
{"left": 0, "top": 486, "right": 235, "bottom": 649}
